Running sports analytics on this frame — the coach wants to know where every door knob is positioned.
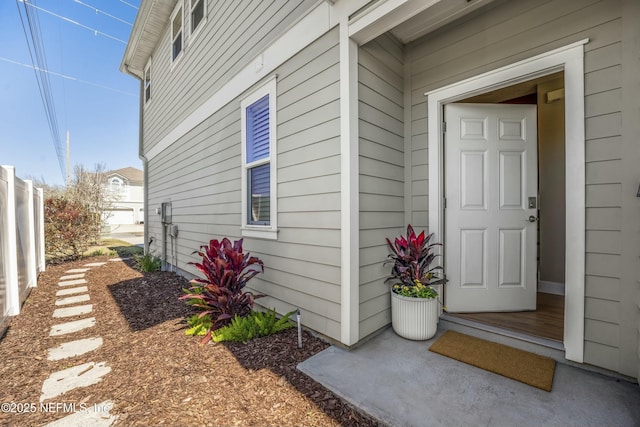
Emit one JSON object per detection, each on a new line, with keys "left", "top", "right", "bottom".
{"left": 527, "top": 215, "right": 538, "bottom": 222}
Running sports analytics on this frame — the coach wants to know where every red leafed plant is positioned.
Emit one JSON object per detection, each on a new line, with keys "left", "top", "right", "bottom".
{"left": 180, "top": 237, "right": 264, "bottom": 344}
{"left": 385, "top": 224, "right": 442, "bottom": 290}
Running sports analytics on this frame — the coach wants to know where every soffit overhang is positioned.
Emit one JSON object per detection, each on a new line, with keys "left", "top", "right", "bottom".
{"left": 120, "top": 0, "right": 177, "bottom": 79}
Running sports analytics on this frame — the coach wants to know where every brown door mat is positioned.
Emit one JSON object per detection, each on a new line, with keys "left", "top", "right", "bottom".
{"left": 429, "top": 330, "right": 556, "bottom": 391}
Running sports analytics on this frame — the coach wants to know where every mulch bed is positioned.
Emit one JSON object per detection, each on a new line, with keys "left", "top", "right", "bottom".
{"left": 0, "top": 256, "right": 381, "bottom": 427}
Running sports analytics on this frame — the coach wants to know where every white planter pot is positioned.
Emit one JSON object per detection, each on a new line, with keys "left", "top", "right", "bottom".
{"left": 391, "top": 290, "right": 439, "bottom": 340}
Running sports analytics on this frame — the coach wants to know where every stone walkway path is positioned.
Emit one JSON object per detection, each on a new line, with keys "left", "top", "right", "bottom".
{"left": 40, "top": 260, "right": 124, "bottom": 427}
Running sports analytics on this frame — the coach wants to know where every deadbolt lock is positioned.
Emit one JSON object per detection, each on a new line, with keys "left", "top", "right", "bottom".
{"left": 528, "top": 197, "right": 537, "bottom": 209}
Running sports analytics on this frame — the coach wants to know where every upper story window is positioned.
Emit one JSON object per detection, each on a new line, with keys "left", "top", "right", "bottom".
{"left": 144, "top": 60, "right": 151, "bottom": 103}
{"left": 191, "top": 0, "right": 205, "bottom": 34}
{"left": 109, "top": 177, "right": 127, "bottom": 197}
{"left": 240, "top": 79, "right": 277, "bottom": 239}
{"left": 171, "top": 4, "right": 183, "bottom": 62}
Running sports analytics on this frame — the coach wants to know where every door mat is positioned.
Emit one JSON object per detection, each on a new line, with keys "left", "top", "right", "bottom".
{"left": 429, "top": 330, "right": 556, "bottom": 391}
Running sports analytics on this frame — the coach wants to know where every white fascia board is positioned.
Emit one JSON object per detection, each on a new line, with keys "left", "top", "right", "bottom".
{"left": 120, "top": 0, "right": 157, "bottom": 77}
{"left": 145, "top": 1, "right": 332, "bottom": 161}
{"left": 348, "top": 0, "right": 440, "bottom": 45}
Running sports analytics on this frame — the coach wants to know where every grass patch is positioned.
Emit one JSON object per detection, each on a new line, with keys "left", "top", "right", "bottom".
{"left": 84, "top": 238, "right": 143, "bottom": 258}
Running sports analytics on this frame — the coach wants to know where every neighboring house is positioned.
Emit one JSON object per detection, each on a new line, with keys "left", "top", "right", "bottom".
{"left": 104, "top": 167, "right": 144, "bottom": 225}
{"left": 121, "top": 0, "right": 640, "bottom": 382}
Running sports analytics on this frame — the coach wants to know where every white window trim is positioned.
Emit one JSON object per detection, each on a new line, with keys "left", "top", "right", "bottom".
{"left": 240, "top": 77, "right": 278, "bottom": 240}
{"left": 426, "top": 39, "right": 588, "bottom": 363}
{"left": 170, "top": 1, "right": 184, "bottom": 66}
{"left": 143, "top": 57, "right": 152, "bottom": 105}
{"left": 190, "top": 0, "right": 207, "bottom": 39}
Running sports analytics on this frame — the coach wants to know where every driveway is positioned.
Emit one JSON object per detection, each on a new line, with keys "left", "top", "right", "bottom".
{"left": 105, "top": 224, "right": 144, "bottom": 246}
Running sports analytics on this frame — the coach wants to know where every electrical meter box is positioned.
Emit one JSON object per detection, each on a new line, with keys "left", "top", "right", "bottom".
{"left": 161, "top": 202, "right": 172, "bottom": 224}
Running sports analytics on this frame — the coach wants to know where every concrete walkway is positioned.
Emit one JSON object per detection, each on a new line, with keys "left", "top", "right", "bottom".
{"left": 299, "top": 328, "right": 640, "bottom": 427}
{"left": 40, "top": 261, "right": 121, "bottom": 426}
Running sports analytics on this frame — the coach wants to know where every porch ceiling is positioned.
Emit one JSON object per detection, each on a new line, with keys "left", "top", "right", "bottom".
{"left": 387, "top": 0, "right": 496, "bottom": 44}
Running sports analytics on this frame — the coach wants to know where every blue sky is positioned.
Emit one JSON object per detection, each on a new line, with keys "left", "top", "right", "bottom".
{"left": 1, "top": 0, "right": 141, "bottom": 186}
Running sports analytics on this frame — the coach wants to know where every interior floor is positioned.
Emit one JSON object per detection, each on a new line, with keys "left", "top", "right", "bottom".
{"left": 446, "top": 292, "right": 564, "bottom": 342}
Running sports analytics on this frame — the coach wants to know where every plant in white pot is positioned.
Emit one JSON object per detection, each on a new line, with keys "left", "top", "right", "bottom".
{"left": 385, "top": 225, "right": 446, "bottom": 340}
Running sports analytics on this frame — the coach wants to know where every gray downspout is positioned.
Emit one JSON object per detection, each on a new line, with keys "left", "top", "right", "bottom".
{"left": 137, "top": 82, "right": 149, "bottom": 255}
{"left": 123, "top": 64, "right": 149, "bottom": 255}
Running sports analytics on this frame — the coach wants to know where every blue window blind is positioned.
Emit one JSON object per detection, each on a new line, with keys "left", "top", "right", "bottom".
{"left": 246, "top": 95, "right": 270, "bottom": 163}
{"left": 248, "top": 163, "right": 270, "bottom": 225}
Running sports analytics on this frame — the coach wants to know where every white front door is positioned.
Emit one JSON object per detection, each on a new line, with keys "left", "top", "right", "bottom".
{"left": 444, "top": 103, "right": 538, "bottom": 312}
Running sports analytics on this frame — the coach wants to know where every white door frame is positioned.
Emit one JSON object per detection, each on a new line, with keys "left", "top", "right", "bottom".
{"left": 426, "top": 39, "right": 588, "bottom": 363}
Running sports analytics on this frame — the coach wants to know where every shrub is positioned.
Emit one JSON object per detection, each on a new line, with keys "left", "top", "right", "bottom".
{"left": 211, "top": 309, "right": 295, "bottom": 343}
{"left": 180, "top": 237, "right": 264, "bottom": 344}
{"left": 44, "top": 197, "right": 96, "bottom": 260}
{"left": 134, "top": 252, "right": 161, "bottom": 272}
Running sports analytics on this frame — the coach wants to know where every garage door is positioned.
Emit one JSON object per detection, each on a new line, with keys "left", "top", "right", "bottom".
{"left": 105, "top": 209, "right": 134, "bottom": 225}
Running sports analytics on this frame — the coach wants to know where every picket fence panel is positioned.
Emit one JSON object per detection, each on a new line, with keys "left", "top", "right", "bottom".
{"left": 0, "top": 166, "right": 45, "bottom": 337}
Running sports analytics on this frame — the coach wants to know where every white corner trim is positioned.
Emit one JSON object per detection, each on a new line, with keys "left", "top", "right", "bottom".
{"left": 427, "top": 39, "right": 588, "bottom": 363}
{"left": 339, "top": 21, "right": 359, "bottom": 346}
{"left": 145, "top": 1, "right": 332, "bottom": 161}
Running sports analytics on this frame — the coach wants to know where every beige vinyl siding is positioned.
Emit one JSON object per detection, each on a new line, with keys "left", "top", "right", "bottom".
{"left": 406, "top": 0, "right": 634, "bottom": 375}
{"left": 358, "top": 33, "right": 405, "bottom": 339}
{"left": 146, "top": 28, "right": 342, "bottom": 341}
{"left": 143, "top": 0, "right": 317, "bottom": 154}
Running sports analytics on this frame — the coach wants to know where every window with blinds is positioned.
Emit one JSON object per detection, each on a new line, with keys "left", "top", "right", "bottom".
{"left": 245, "top": 95, "right": 270, "bottom": 225}
{"left": 240, "top": 80, "right": 277, "bottom": 238}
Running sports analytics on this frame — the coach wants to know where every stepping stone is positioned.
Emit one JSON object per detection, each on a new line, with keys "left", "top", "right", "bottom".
{"left": 58, "top": 279, "right": 88, "bottom": 287}
{"left": 55, "top": 294, "right": 90, "bottom": 306}
{"left": 53, "top": 305, "right": 93, "bottom": 318}
{"left": 41, "top": 361, "right": 111, "bottom": 401}
{"left": 56, "top": 286, "right": 88, "bottom": 297}
{"left": 50, "top": 318, "right": 96, "bottom": 336}
{"left": 65, "top": 268, "right": 91, "bottom": 273}
{"left": 84, "top": 262, "right": 107, "bottom": 267}
{"left": 108, "top": 258, "right": 127, "bottom": 262}
{"left": 59, "top": 273, "right": 85, "bottom": 281}
{"left": 48, "top": 337, "right": 103, "bottom": 361}
{"left": 43, "top": 400, "right": 117, "bottom": 427}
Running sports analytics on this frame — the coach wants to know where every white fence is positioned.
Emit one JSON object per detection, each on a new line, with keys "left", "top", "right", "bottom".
{"left": 0, "top": 166, "right": 45, "bottom": 336}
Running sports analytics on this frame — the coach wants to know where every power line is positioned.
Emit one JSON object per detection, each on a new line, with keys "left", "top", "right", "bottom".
{"left": 70, "top": 0, "right": 133, "bottom": 26}
{"left": 0, "top": 56, "right": 137, "bottom": 97}
{"left": 16, "top": 0, "right": 66, "bottom": 180}
{"left": 22, "top": 1, "right": 127, "bottom": 44}
{"left": 118, "top": 0, "right": 138, "bottom": 10}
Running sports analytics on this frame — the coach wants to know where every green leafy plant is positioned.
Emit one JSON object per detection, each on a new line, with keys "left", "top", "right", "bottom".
{"left": 211, "top": 309, "right": 295, "bottom": 343}
{"left": 185, "top": 314, "right": 213, "bottom": 336}
{"left": 134, "top": 252, "right": 161, "bottom": 272}
{"left": 385, "top": 224, "right": 445, "bottom": 299}
{"left": 180, "top": 237, "right": 264, "bottom": 344}
{"left": 392, "top": 281, "right": 438, "bottom": 299}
